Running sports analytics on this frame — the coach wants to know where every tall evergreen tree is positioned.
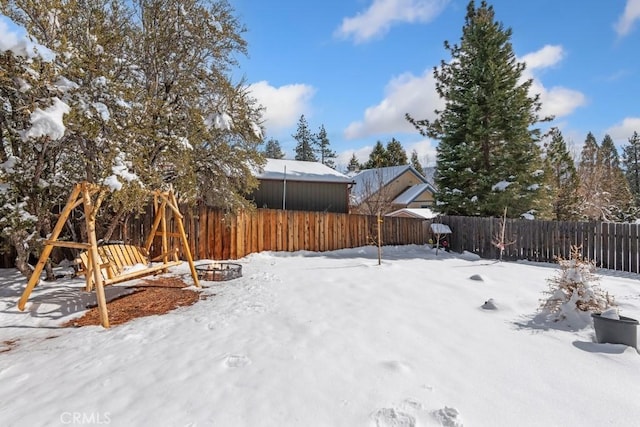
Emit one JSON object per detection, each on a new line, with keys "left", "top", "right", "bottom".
{"left": 346, "top": 153, "right": 361, "bottom": 172}
{"left": 0, "top": 0, "right": 265, "bottom": 276}
{"left": 363, "top": 141, "right": 387, "bottom": 169}
{"left": 623, "top": 131, "right": 640, "bottom": 207}
{"left": 410, "top": 150, "right": 424, "bottom": 176}
{"left": 0, "top": 27, "right": 67, "bottom": 277}
{"left": 577, "top": 132, "right": 603, "bottom": 220}
{"left": 130, "top": 0, "right": 265, "bottom": 210}
{"left": 406, "top": 0, "right": 548, "bottom": 217}
{"left": 264, "top": 138, "right": 285, "bottom": 159}
{"left": 544, "top": 128, "right": 580, "bottom": 220}
{"left": 315, "top": 125, "right": 336, "bottom": 168}
{"left": 385, "top": 138, "right": 408, "bottom": 166}
{"left": 600, "top": 134, "right": 634, "bottom": 221}
{"left": 293, "top": 114, "right": 317, "bottom": 161}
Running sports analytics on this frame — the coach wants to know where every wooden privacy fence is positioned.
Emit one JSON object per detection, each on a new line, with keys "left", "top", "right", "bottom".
{"left": 440, "top": 216, "right": 640, "bottom": 273}
{"left": 113, "top": 207, "right": 429, "bottom": 261}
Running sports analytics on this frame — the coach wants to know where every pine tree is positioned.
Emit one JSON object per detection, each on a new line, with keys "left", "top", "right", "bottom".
{"left": 577, "top": 132, "right": 604, "bottom": 220}
{"left": 623, "top": 131, "right": 640, "bottom": 207}
{"left": 410, "top": 150, "right": 424, "bottom": 176}
{"left": 293, "top": 114, "right": 317, "bottom": 161}
{"left": 264, "top": 138, "right": 285, "bottom": 159}
{"left": 406, "top": 0, "right": 548, "bottom": 217}
{"left": 544, "top": 128, "right": 580, "bottom": 220}
{"left": 0, "top": 33, "right": 67, "bottom": 278}
{"left": 600, "top": 134, "right": 634, "bottom": 221}
{"left": 0, "top": 0, "right": 265, "bottom": 275}
{"left": 363, "top": 141, "right": 387, "bottom": 169}
{"left": 385, "top": 138, "right": 408, "bottom": 166}
{"left": 130, "top": 0, "right": 265, "bottom": 210}
{"left": 316, "top": 125, "right": 336, "bottom": 168}
{"left": 347, "top": 153, "right": 361, "bottom": 172}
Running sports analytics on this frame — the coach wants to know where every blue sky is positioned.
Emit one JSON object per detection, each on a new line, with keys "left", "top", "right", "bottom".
{"left": 233, "top": 0, "right": 640, "bottom": 170}
{"left": 2, "top": 1, "right": 639, "bottom": 171}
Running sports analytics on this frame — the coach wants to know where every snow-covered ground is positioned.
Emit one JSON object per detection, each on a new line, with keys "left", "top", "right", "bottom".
{"left": 1, "top": 245, "right": 639, "bottom": 427}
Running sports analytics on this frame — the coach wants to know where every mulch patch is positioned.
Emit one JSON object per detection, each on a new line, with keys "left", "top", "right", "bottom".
{"left": 63, "top": 276, "right": 204, "bottom": 327}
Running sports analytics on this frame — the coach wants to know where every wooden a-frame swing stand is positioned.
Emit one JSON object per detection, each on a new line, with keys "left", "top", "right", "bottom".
{"left": 18, "top": 182, "right": 200, "bottom": 328}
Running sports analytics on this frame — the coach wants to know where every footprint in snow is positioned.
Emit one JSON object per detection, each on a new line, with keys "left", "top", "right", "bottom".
{"left": 432, "top": 406, "right": 463, "bottom": 427}
{"left": 224, "top": 354, "right": 251, "bottom": 368}
{"left": 371, "top": 407, "right": 415, "bottom": 427}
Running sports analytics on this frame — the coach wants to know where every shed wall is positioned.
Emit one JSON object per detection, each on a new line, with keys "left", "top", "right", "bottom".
{"left": 251, "top": 180, "right": 350, "bottom": 213}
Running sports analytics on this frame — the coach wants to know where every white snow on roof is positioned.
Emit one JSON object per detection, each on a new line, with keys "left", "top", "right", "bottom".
{"left": 392, "top": 183, "right": 435, "bottom": 205}
{"left": 256, "top": 159, "right": 354, "bottom": 184}
{"left": 386, "top": 208, "right": 438, "bottom": 219}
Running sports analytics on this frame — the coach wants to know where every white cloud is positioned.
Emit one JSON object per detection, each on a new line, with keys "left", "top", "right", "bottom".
{"left": 529, "top": 80, "right": 587, "bottom": 119}
{"left": 335, "top": 0, "right": 449, "bottom": 44}
{"left": 520, "top": 45, "right": 587, "bottom": 119}
{"left": 346, "top": 44, "right": 585, "bottom": 142}
{"left": 615, "top": 0, "right": 640, "bottom": 37}
{"left": 336, "top": 146, "right": 375, "bottom": 170}
{"left": 248, "top": 81, "right": 316, "bottom": 131}
{"left": 344, "top": 70, "right": 442, "bottom": 139}
{"left": 605, "top": 117, "right": 640, "bottom": 140}
{"left": 406, "top": 138, "right": 437, "bottom": 165}
{"left": 520, "top": 45, "right": 564, "bottom": 70}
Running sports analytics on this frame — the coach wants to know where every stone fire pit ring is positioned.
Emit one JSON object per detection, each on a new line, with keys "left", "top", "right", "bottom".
{"left": 195, "top": 262, "right": 242, "bottom": 281}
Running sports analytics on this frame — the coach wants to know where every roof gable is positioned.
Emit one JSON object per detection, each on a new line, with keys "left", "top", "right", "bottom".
{"left": 350, "top": 165, "right": 429, "bottom": 202}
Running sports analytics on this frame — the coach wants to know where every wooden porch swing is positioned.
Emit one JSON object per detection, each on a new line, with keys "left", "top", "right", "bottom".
{"left": 18, "top": 181, "right": 200, "bottom": 328}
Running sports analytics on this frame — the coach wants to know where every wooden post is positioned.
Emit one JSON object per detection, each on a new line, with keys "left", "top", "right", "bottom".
{"left": 160, "top": 194, "right": 169, "bottom": 264}
{"left": 168, "top": 191, "right": 200, "bottom": 288}
{"left": 18, "top": 184, "right": 83, "bottom": 311}
{"left": 82, "top": 183, "right": 110, "bottom": 328}
{"left": 377, "top": 211, "right": 382, "bottom": 265}
{"left": 144, "top": 198, "right": 167, "bottom": 252}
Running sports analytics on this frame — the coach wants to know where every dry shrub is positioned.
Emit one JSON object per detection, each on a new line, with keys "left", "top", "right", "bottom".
{"left": 539, "top": 245, "right": 615, "bottom": 326}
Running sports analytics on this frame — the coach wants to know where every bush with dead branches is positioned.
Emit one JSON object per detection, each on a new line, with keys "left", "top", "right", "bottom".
{"left": 539, "top": 246, "right": 615, "bottom": 326}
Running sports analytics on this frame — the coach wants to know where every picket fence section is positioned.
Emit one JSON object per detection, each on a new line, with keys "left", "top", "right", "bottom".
{"left": 440, "top": 216, "right": 640, "bottom": 273}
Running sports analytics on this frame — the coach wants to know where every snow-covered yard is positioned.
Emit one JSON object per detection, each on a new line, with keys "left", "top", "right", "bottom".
{"left": 1, "top": 245, "right": 639, "bottom": 427}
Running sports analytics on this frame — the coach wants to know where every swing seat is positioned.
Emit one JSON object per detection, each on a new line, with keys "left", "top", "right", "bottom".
{"left": 76, "top": 243, "right": 182, "bottom": 289}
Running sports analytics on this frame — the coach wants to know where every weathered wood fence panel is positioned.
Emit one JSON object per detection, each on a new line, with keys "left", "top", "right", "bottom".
{"left": 4, "top": 209, "right": 640, "bottom": 276}
{"left": 440, "top": 216, "right": 640, "bottom": 274}
{"left": 110, "top": 207, "right": 428, "bottom": 262}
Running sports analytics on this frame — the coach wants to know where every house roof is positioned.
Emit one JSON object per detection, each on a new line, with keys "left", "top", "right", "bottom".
{"left": 255, "top": 159, "right": 354, "bottom": 184}
{"left": 350, "top": 165, "right": 431, "bottom": 204}
{"left": 392, "top": 183, "right": 436, "bottom": 205}
{"left": 386, "top": 208, "right": 438, "bottom": 219}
